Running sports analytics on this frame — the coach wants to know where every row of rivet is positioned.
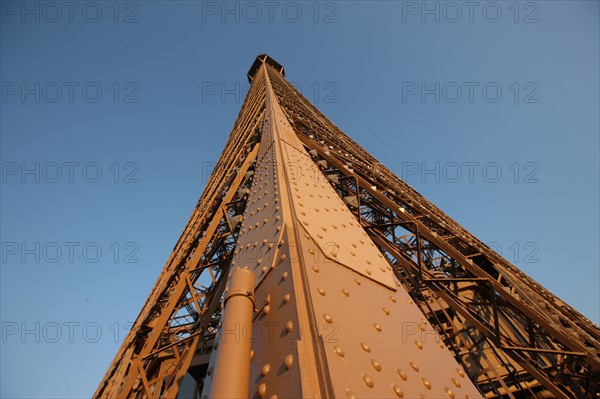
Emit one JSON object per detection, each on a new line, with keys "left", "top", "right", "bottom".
{"left": 310, "top": 267, "right": 467, "bottom": 398}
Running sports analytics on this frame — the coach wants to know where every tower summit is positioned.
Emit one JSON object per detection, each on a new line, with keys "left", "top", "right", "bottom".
{"left": 95, "top": 55, "right": 600, "bottom": 399}
{"left": 247, "top": 53, "right": 284, "bottom": 82}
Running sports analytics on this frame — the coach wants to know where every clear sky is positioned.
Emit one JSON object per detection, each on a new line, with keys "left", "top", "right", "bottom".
{"left": 1, "top": 1, "right": 598, "bottom": 397}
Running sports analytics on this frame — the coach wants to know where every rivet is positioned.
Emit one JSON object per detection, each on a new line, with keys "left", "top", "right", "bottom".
{"left": 285, "top": 321, "right": 294, "bottom": 332}
{"left": 284, "top": 354, "right": 294, "bottom": 369}
{"left": 277, "top": 226, "right": 282, "bottom": 232}
{"left": 258, "top": 382, "right": 267, "bottom": 398}
{"left": 360, "top": 342, "right": 371, "bottom": 353}
{"left": 261, "top": 363, "right": 271, "bottom": 375}
{"left": 366, "top": 259, "right": 371, "bottom": 265}
{"left": 317, "top": 233, "right": 324, "bottom": 239}
{"left": 389, "top": 296, "right": 397, "bottom": 303}
{"left": 421, "top": 377, "right": 432, "bottom": 390}
{"left": 362, "top": 374, "right": 374, "bottom": 388}
{"left": 269, "top": 243, "right": 274, "bottom": 249}
{"left": 317, "top": 288, "right": 326, "bottom": 296}
{"left": 445, "top": 387, "right": 456, "bottom": 399}
{"left": 350, "top": 251, "right": 356, "bottom": 257}
{"left": 373, "top": 323, "right": 382, "bottom": 332}
{"left": 382, "top": 307, "right": 390, "bottom": 315}
{"left": 270, "top": 395, "right": 278, "bottom": 399}
{"left": 262, "top": 239, "right": 268, "bottom": 245}
{"left": 371, "top": 359, "right": 382, "bottom": 371}
{"left": 263, "top": 219, "right": 268, "bottom": 224}
{"left": 408, "top": 299, "right": 414, "bottom": 305}
{"left": 409, "top": 362, "right": 420, "bottom": 372}
{"left": 345, "top": 389, "right": 356, "bottom": 399}
{"left": 250, "top": 349, "right": 254, "bottom": 360}
{"left": 280, "top": 254, "right": 287, "bottom": 262}
{"left": 397, "top": 369, "right": 408, "bottom": 381}
{"left": 257, "top": 258, "right": 263, "bottom": 265}
{"left": 334, "top": 345, "right": 345, "bottom": 357}
{"left": 308, "top": 248, "right": 315, "bottom": 255}
{"left": 391, "top": 383, "right": 404, "bottom": 398}
{"left": 351, "top": 243, "right": 357, "bottom": 248}
{"left": 276, "top": 216, "right": 280, "bottom": 221}
{"left": 261, "top": 266, "right": 268, "bottom": 273}
{"left": 263, "top": 305, "right": 270, "bottom": 314}
{"left": 341, "top": 288, "right": 350, "bottom": 297}
{"left": 366, "top": 269, "right": 372, "bottom": 275}
{"left": 312, "top": 266, "right": 319, "bottom": 273}
{"left": 451, "top": 378, "right": 461, "bottom": 388}
{"left": 456, "top": 368, "right": 465, "bottom": 378}
{"left": 354, "top": 279, "right": 361, "bottom": 285}
{"left": 323, "top": 314, "right": 333, "bottom": 323}
{"left": 282, "top": 272, "right": 288, "bottom": 280}
{"left": 415, "top": 341, "right": 423, "bottom": 349}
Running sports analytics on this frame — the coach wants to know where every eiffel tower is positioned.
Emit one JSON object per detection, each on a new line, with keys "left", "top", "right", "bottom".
{"left": 94, "top": 55, "right": 600, "bottom": 399}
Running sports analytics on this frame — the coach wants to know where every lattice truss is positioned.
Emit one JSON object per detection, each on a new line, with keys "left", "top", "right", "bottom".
{"left": 95, "top": 55, "right": 599, "bottom": 399}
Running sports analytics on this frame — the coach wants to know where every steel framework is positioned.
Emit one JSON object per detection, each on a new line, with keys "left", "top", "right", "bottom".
{"left": 94, "top": 55, "right": 600, "bottom": 399}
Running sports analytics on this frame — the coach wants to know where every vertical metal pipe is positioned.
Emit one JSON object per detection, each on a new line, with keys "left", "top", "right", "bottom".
{"left": 210, "top": 267, "right": 255, "bottom": 399}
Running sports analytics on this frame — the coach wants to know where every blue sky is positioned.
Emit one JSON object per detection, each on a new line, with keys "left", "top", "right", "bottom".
{"left": 1, "top": 1, "right": 598, "bottom": 397}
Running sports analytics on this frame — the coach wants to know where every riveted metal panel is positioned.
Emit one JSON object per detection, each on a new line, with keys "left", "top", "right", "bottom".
{"left": 284, "top": 145, "right": 398, "bottom": 290}
{"left": 296, "top": 224, "right": 483, "bottom": 399}
{"left": 233, "top": 127, "right": 285, "bottom": 287}
{"left": 248, "top": 229, "right": 306, "bottom": 399}
{"left": 266, "top": 72, "right": 397, "bottom": 291}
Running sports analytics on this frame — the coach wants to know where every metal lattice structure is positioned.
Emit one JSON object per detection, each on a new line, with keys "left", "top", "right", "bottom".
{"left": 94, "top": 55, "right": 600, "bottom": 399}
